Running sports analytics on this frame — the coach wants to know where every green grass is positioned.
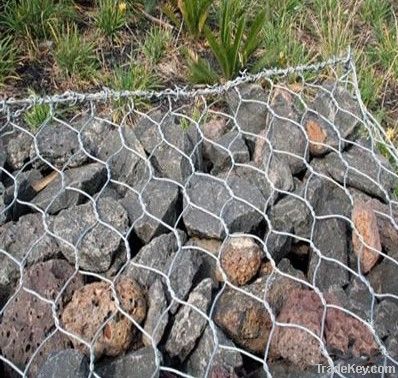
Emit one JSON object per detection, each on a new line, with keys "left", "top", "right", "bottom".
{"left": 0, "top": 36, "right": 18, "bottom": 87}
{"left": 53, "top": 24, "right": 99, "bottom": 80}
{"left": 95, "top": 0, "right": 128, "bottom": 38}
{"left": 24, "top": 101, "right": 51, "bottom": 131}
{"left": 141, "top": 26, "right": 172, "bottom": 65}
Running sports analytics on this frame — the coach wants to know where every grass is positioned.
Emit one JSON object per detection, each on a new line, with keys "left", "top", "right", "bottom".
{"left": 24, "top": 97, "right": 52, "bottom": 131}
{"left": 0, "top": 0, "right": 396, "bottom": 135}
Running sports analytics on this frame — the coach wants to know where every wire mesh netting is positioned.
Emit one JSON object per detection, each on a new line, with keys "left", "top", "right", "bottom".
{"left": 1, "top": 52, "right": 398, "bottom": 378}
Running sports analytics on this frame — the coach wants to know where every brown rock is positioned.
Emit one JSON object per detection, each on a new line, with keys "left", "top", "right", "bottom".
{"left": 305, "top": 118, "right": 328, "bottom": 156}
{"left": 352, "top": 200, "right": 382, "bottom": 273}
{"left": 61, "top": 278, "right": 146, "bottom": 358}
{"left": 270, "top": 289, "right": 326, "bottom": 368}
{"left": 220, "top": 236, "right": 262, "bottom": 286}
{"left": 0, "top": 260, "right": 83, "bottom": 377}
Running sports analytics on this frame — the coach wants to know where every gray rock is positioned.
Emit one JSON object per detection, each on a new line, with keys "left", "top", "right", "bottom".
{"left": 183, "top": 174, "right": 265, "bottom": 239}
{"left": 124, "top": 231, "right": 187, "bottom": 290}
{"left": 0, "top": 214, "right": 59, "bottom": 301}
{"left": 31, "top": 163, "right": 107, "bottom": 214}
{"left": 31, "top": 122, "right": 88, "bottom": 169}
{"left": 134, "top": 111, "right": 202, "bottom": 185}
{"left": 344, "top": 277, "right": 373, "bottom": 319}
{"left": 208, "top": 130, "right": 250, "bottom": 174}
{"left": 311, "top": 141, "right": 398, "bottom": 201}
{"left": 308, "top": 202, "right": 349, "bottom": 291}
{"left": 165, "top": 278, "right": 213, "bottom": 362}
{"left": 120, "top": 179, "right": 179, "bottom": 243}
{"left": 0, "top": 182, "right": 6, "bottom": 225}
{"left": 0, "top": 138, "right": 5, "bottom": 176}
{"left": 51, "top": 197, "right": 128, "bottom": 272}
{"left": 226, "top": 83, "right": 268, "bottom": 148}
{"left": 252, "top": 88, "right": 308, "bottom": 174}
{"left": 374, "top": 300, "right": 398, "bottom": 339}
{"left": 304, "top": 85, "right": 361, "bottom": 156}
{"left": 81, "top": 118, "right": 150, "bottom": 195}
{"left": 143, "top": 279, "right": 169, "bottom": 346}
{"left": 250, "top": 362, "right": 331, "bottom": 378}
{"left": 3, "top": 130, "right": 33, "bottom": 170}
{"left": 369, "top": 257, "right": 398, "bottom": 299}
{"left": 186, "top": 325, "right": 243, "bottom": 377}
{"left": 38, "top": 349, "right": 89, "bottom": 378}
{"left": 96, "top": 346, "right": 160, "bottom": 378}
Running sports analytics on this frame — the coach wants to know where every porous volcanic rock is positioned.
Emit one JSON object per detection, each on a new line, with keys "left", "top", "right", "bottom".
{"left": 2, "top": 130, "right": 33, "bottom": 170}
{"left": 51, "top": 197, "right": 128, "bottom": 272}
{"left": 0, "top": 260, "right": 83, "bottom": 377}
{"left": 220, "top": 235, "right": 262, "bottom": 286}
{"left": 351, "top": 200, "right": 382, "bottom": 273}
{"left": 61, "top": 278, "right": 146, "bottom": 358}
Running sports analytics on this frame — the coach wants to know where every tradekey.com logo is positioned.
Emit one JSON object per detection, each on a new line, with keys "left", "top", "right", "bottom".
{"left": 317, "top": 363, "right": 396, "bottom": 376}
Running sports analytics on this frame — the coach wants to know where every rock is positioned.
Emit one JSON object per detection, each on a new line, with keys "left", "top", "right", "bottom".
{"left": 143, "top": 279, "right": 169, "bottom": 346}
{"left": 262, "top": 88, "right": 308, "bottom": 174}
{"left": 0, "top": 138, "right": 5, "bottom": 175}
{"left": 61, "top": 278, "right": 146, "bottom": 358}
{"left": 51, "top": 197, "right": 128, "bottom": 272}
{"left": 208, "top": 130, "right": 250, "bottom": 174}
{"left": 31, "top": 163, "right": 107, "bottom": 214}
{"left": 0, "top": 214, "right": 60, "bottom": 301}
{"left": 308, "top": 202, "right": 349, "bottom": 291}
{"left": 201, "top": 117, "right": 229, "bottom": 161}
{"left": 37, "top": 349, "right": 89, "bottom": 378}
{"left": 226, "top": 83, "right": 268, "bottom": 148}
{"left": 134, "top": 111, "right": 202, "bottom": 185}
{"left": 368, "top": 257, "right": 398, "bottom": 298}
{"left": 311, "top": 142, "right": 397, "bottom": 201}
{"left": 213, "top": 272, "right": 302, "bottom": 353}
{"left": 344, "top": 277, "right": 373, "bottom": 319}
{"left": 0, "top": 182, "right": 6, "bottom": 225}
{"left": 3, "top": 169, "right": 42, "bottom": 220}
{"left": 165, "top": 278, "right": 213, "bottom": 362}
{"left": 0, "top": 260, "right": 83, "bottom": 377}
{"left": 82, "top": 118, "right": 149, "bottom": 195}
{"left": 96, "top": 347, "right": 160, "bottom": 378}
{"left": 186, "top": 325, "right": 243, "bottom": 377}
{"left": 120, "top": 179, "right": 179, "bottom": 243}
{"left": 304, "top": 85, "right": 361, "bottom": 156}
{"left": 250, "top": 362, "right": 331, "bottom": 378}
{"left": 220, "top": 235, "right": 262, "bottom": 286}
{"left": 124, "top": 231, "right": 187, "bottom": 290}
{"left": 3, "top": 130, "right": 33, "bottom": 170}
{"left": 31, "top": 122, "right": 88, "bottom": 169}
{"left": 270, "top": 289, "right": 326, "bottom": 368}
{"left": 183, "top": 174, "right": 265, "bottom": 239}
{"left": 374, "top": 300, "right": 398, "bottom": 339}
{"left": 351, "top": 200, "right": 382, "bottom": 273}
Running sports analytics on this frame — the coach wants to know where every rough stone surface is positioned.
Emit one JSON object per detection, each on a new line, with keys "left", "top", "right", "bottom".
{"left": 125, "top": 231, "right": 189, "bottom": 291}
{"left": 305, "top": 85, "right": 361, "bottom": 156}
{"left": 31, "top": 163, "right": 107, "bottom": 214}
{"left": 186, "top": 325, "right": 243, "bottom": 377}
{"left": 0, "top": 138, "right": 5, "bottom": 174}
{"left": 0, "top": 260, "right": 83, "bottom": 377}
{"left": 120, "top": 179, "right": 179, "bottom": 243}
{"left": 352, "top": 200, "right": 382, "bottom": 273}
{"left": 0, "top": 214, "right": 60, "bottom": 301}
{"left": 31, "top": 122, "right": 88, "bottom": 169}
{"left": 61, "top": 278, "right": 146, "bottom": 358}
{"left": 81, "top": 118, "right": 149, "bottom": 195}
{"left": 368, "top": 257, "right": 398, "bottom": 298}
{"left": 201, "top": 117, "right": 229, "bottom": 161}
{"left": 0, "top": 182, "right": 6, "bottom": 225}
{"left": 3, "top": 130, "right": 33, "bottom": 170}
{"left": 311, "top": 141, "right": 397, "bottom": 201}
{"left": 37, "top": 349, "right": 89, "bottom": 378}
{"left": 374, "top": 300, "right": 398, "bottom": 339}
{"left": 226, "top": 83, "right": 268, "bottom": 147}
{"left": 96, "top": 346, "right": 160, "bottom": 378}
{"left": 183, "top": 174, "right": 265, "bottom": 239}
{"left": 261, "top": 89, "right": 308, "bottom": 174}
{"left": 208, "top": 130, "right": 250, "bottom": 174}
{"left": 308, "top": 202, "right": 349, "bottom": 291}
{"left": 51, "top": 197, "right": 128, "bottom": 272}
{"left": 143, "top": 279, "right": 169, "bottom": 346}
{"left": 220, "top": 235, "right": 262, "bottom": 286}
{"left": 134, "top": 111, "right": 202, "bottom": 185}
{"left": 165, "top": 278, "right": 213, "bottom": 362}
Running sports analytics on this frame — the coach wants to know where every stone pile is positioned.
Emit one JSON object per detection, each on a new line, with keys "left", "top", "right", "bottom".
{"left": 0, "top": 83, "right": 398, "bottom": 377}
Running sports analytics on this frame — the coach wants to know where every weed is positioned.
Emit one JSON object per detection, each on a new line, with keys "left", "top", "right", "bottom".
{"left": 0, "top": 36, "right": 18, "bottom": 86}
{"left": 142, "top": 27, "right": 172, "bottom": 65}
{"left": 95, "top": 0, "right": 128, "bottom": 38}
{"left": 24, "top": 99, "right": 52, "bottom": 131}
{"left": 53, "top": 24, "right": 99, "bottom": 80}
{"left": 177, "top": 0, "right": 213, "bottom": 38}
{"left": 2, "top": 0, "right": 74, "bottom": 41}
{"left": 359, "top": 0, "right": 392, "bottom": 26}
